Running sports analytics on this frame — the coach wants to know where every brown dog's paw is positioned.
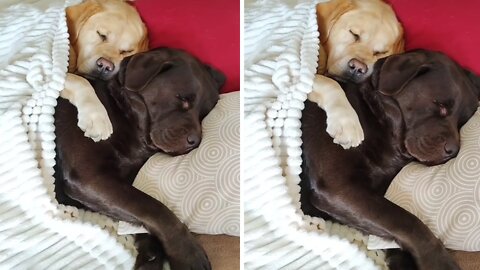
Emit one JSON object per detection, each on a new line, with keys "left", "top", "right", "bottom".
{"left": 166, "top": 234, "right": 211, "bottom": 270}
{"left": 134, "top": 234, "right": 167, "bottom": 270}
{"left": 416, "top": 245, "right": 461, "bottom": 270}
{"left": 417, "top": 259, "right": 461, "bottom": 270}
{"left": 386, "top": 249, "right": 418, "bottom": 270}
{"left": 418, "top": 256, "right": 461, "bottom": 270}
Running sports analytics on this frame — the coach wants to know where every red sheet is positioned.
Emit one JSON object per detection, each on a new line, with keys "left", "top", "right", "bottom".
{"left": 389, "top": 0, "right": 480, "bottom": 75}
{"left": 134, "top": 0, "right": 240, "bottom": 93}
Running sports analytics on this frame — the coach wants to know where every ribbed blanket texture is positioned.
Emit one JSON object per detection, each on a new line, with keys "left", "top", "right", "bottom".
{"left": 0, "top": 0, "right": 137, "bottom": 269}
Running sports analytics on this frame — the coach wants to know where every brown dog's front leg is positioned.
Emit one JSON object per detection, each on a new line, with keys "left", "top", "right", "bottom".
{"left": 65, "top": 174, "right": 211, "bottom": 270}
{"left": 309, "top": 186, "right": 460, "bottom": 270}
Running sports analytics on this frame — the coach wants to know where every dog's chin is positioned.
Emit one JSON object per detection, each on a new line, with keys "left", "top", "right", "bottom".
{"left": 150, "top": 139, "right": 195, "bottom": 156}
{"left": 414, "top": 155, "right": 451, "bottom": 166}
{"left": 405, "top": 141, "right": 452, "bottom": 166}
{"left": 326, "top": 71, "right": 369, "bottom": 84}
{"left": 83, "top": 70, "right": 116, "bottom": 81}
{"left": 161, "top": 147, "right": 195, "bottom": 157}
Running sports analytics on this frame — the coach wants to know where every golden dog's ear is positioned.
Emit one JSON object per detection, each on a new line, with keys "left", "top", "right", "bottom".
{"left": 391, "top": 24, "right": 405, "bottom": 54}
{"left": 137, "top": 26, "right": 150, "bottom": 52}
{"left": 66, "top": 0, "right": 103, "bottom": 47}
{"left": 316, "top": 0, "right": 354, "bottom": 45}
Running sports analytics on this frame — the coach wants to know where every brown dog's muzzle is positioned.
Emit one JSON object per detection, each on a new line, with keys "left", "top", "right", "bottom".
{"left": 150, "top": 125, "right": 202, "bottom": 156}
{"left": 405, "top": 132, "right": 460, "bottom": 166}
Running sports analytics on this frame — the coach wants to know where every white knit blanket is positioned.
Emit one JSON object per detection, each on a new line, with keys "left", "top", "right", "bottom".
{"left": 244, "top": 0, "right": 388, "bottom": 269}
{"left": 0, "top": 0, "right": 137, "bottom": 268}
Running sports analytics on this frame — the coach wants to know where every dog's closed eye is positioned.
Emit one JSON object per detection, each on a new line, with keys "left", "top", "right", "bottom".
{"left": 97, "top": 31, "right": 107, "bottom": 42}
{"left": 176, "top": 94, "right": 189, "bottom": 110}
{"left": 374, "top": 50, "right": 388, "bottom": 56}
{"left": 176, "top": 94, "right": 196, "bottom": 110}
{"left": 120, "top": 49, "right": 133, "bottom": 55}
{"left": 349, "top": 30, "right": 360, "bottom": 42}
{"left": 176, "top": 94, "right": 195, "bottom": 102}
{"left": 433, "top": 100, "right": 452, "bottom": 117}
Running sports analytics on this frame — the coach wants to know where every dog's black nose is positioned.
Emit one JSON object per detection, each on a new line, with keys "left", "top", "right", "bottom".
{"left": 348, "top": 58, "right": 368, "bottom": 77}
{"left": 187, "top": 134, "right": 200, "bottom": 147}
{"left": 96, "top": 57, "right": 115, "bottom": 74}
{"left": 444, "top": 141, "right": 459, "bottom": 156}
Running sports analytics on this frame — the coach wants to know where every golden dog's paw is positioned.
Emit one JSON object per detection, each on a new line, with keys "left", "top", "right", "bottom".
{"left": 326, "top": 107, "right": 364, "bottom": 149}
{"left": 77, "top": 104, "right": 113, "bottom": 142}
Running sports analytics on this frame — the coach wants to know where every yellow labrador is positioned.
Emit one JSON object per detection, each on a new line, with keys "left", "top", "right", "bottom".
{"left": 308, "top": 0, "right": 404, "bottom": 148}
{"left": 62, "top": 0, "right": 148, "bottom": 141}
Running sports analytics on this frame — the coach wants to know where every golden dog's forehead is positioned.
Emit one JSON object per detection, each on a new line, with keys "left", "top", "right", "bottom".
{"left": 84, "top": 11, "right": 145, "bottom": 47}
{"left": 336, "top": 10, "right": 400, "bottom": 46}
{"left": 90, "top": 12, "right": 144, "bottom": 35}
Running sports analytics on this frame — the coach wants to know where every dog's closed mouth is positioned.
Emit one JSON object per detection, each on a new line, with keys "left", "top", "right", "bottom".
{"left": 408, "top": 151, "right": 454, "bottom": 166}
{"left": 325, "top": 72, "right": 347, "bottom": 82}
{"left": 150, "top": 137, "right": 196, "bottom": 156}
{"left": 78, "top": 71, "right": 111, "bottom": 81}
{"left": 326, "top": 71, "right": 365, "bottom": 84}
{"left": 160, "top": 147, "right": 196, "bottom": 156}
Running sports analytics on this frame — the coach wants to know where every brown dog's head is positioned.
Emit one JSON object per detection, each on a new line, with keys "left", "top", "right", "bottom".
{"left": 317, "top": 0, "right": 404, "bottom": 83}
{"left": 372, "top": 50, "right": 480, "bottom": 165}
{"left": 116, "top": 48, "right": 224, "bottom": 156}
{"left": 67, "top": 0, "right": 148, "bottom": 80}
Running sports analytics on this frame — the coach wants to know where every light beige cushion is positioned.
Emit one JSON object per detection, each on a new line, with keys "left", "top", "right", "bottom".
{"left": 118, "top": 92, "right": 240, "bottom": 236}
{"left": 385, "top": 107, "right": 480, "bottom": 251}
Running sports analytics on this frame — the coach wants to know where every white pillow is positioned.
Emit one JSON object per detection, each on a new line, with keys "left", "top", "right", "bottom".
{"left": 118, "top": 92, "right": 240, "bottom": 236}
{"left": 383, "top": 107, "right": 480, "bottom": 251}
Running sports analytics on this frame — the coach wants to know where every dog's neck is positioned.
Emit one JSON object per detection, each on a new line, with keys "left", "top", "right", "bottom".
{"left": 101, "top": 78, "right": 157, "bottom": 155}
{"left": 343, "top": 81, "right": 413, "bottom": 192}
{"left": 361, "top": 83, "right": 404, "bottom": 139}
{"left": 108, "top": 77, "right": 143, "bottom": 123}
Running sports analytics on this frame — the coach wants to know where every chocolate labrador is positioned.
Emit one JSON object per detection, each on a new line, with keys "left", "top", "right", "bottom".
{"left": 300, "top": 50, "right": 480, "bottom": 270}
{"left": 54, "top": 48, "right": 224, "bottom": 269}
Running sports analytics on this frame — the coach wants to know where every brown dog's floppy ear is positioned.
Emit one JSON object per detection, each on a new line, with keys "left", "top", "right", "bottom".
{"left": 377, "top": 53, "right": 430, "bottom": 96}
{"left": 316, "top": 0, "right": 354, "bottom": 45}
{"left": 66, "top": 0, "right": 102, "bottom": 47}
{"left": 464, "top": 69, "right": 480, "bottom": 100}
{"left": 205, "top": 65, "right": 226, "bottom": 93}
{"left": 120, "top": 52, "right": 174, "bottom": 92}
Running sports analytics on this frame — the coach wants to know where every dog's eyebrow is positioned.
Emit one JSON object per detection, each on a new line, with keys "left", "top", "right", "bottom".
{"left": 96, "top": 31, "right": 107, "bottom": 42}
{"left": 349, "top": 29, "right": 360, "bottom": 41}
{"left": 120, "top": 49, "right": 133, "bottom": 55}
{"left": 374, "top": 50, "right": 388, "bottom": 56}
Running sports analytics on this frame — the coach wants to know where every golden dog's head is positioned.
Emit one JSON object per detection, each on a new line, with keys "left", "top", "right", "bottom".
{"left": 317, "top": 0, "right": 404, "bottom": 83}
{"left": 67, "top": 0, "right": 148, "bottom": 80}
